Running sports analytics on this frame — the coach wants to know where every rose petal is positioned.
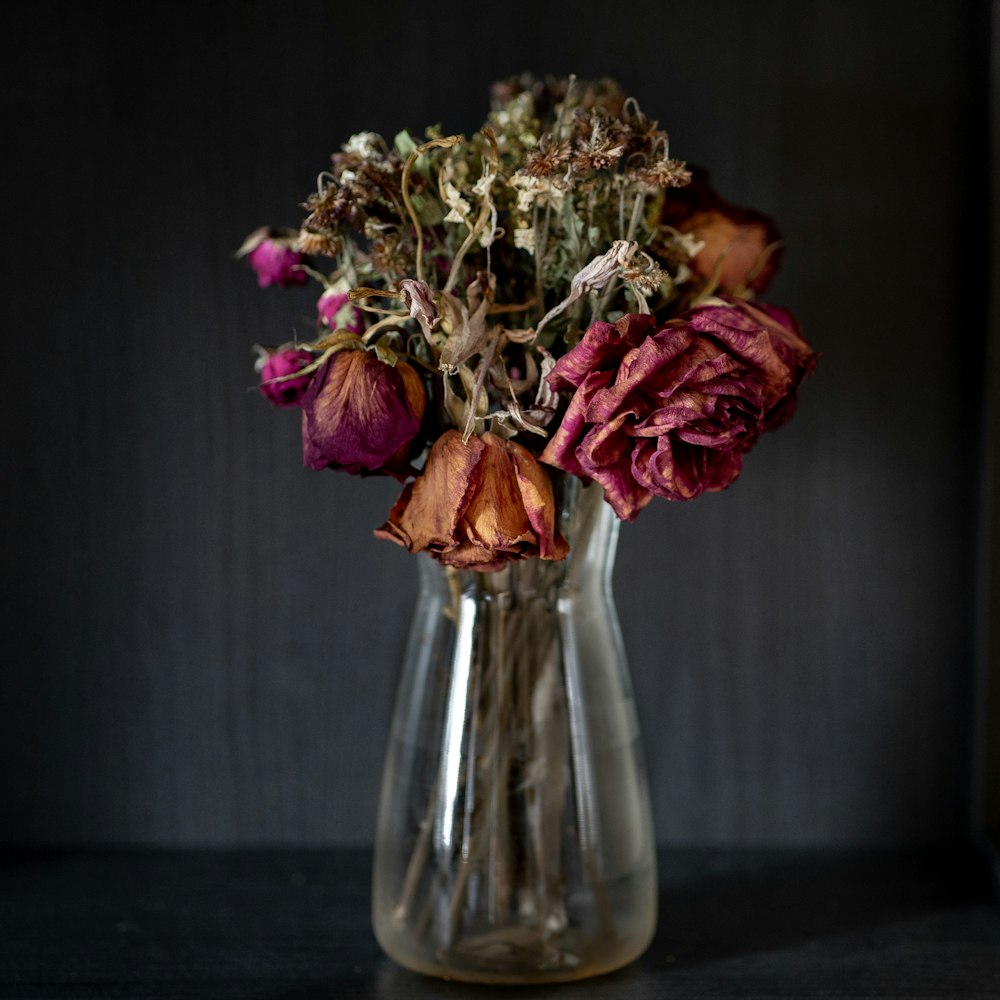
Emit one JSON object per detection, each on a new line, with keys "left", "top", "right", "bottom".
{"left": 507, "top": 438, "right": 569, "bottom": 561}
{"left": 539, "top": 369, "right": 614, "bottom": 479}
{"left": 391, "top": 432, "right": 485, "bottom": 553}
{"left": 461, "top": 435, "right": 535, "bottom": 551}
{"left": 545, "top": 313, "right": 653, "bottom": 391}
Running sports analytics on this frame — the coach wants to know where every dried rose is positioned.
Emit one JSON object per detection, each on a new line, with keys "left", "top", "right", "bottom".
{"left": 682, "top": 207, "right": 782, "bottom": 294}
{"left": 659, "top": 168, "right": 782, "bottom": 294}
{"left": 237, "top": 227, "right": 309, "bottom": 288}
{"left": 258, "top": 348, "right": 315, "bottom": 407}
{"left": 301, "top": 350, "right": 426, "bottom": 479}
{"left": 540, "top": 303, "right": 815, "bottom": 520}
{"left": 375, "top": 431, "right": 569, "bottom": 572}
{"left": 317, "top": 288, "right": 364, "bottom": 333}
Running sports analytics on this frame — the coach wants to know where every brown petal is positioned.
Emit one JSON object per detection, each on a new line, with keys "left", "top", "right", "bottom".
{"left": 394, "top": 431, "right": 485, "bottom": 552}
{"left": 461, "top": 434, "right": 534, "bottom": 552}
{"left": 507, "top": 439, "right": 568, "bottom": 561}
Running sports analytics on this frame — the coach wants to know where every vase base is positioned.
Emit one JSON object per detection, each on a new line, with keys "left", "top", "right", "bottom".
{"left": 377, "top": 924, "right": 656, "bottom": 985}
{"left": 373, "top": 860, "right": 657, "bottom": 985}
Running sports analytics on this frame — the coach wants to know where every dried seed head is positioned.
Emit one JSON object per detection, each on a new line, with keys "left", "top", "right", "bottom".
{"left": 634, "top": 158, "right": 693, "bottom": 190}
{"left": 523, "top": 134, "right": 572, "bottom": 177}
{"left": 570, "top": 108, "right": 630, "bottom": 172}
{"left": 296, "top": 229, "right": 342, "bottom": 256}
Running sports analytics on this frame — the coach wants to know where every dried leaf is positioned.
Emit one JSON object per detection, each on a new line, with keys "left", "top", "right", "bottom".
{"left": 534, "top": 240, "right": 638, "bottom": 338}
{"left": 438, "top": 274, "right": 496, "bottom": 374}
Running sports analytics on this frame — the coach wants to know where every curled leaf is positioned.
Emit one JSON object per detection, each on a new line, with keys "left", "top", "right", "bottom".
{"left": 534, "top": 240, "right": 638, "bottom": 339}
{"left": 438, "top": 273, "right": 496, "bottom": 374}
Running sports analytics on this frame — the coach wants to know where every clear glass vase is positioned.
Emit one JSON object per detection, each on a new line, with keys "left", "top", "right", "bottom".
{"left": 372, "top": 479, "right": 657, "bottom": 984}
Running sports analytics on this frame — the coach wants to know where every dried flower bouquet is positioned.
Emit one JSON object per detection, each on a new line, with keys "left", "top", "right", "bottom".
{"left": 240, "top": 74, "right": 816, "bottom": 981}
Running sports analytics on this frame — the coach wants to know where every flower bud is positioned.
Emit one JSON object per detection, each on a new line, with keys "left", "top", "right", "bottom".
{"left": 681, "top": 208, "right": 781, "bottom": 294}
{"left": 238, "top": 227, "right": 309, "bottom": 288}
{"left": 301, "top": 350, "right": 426, "bottom": 479}
{"left": 317, "top": 288, "right": 364, "bottom": 333}
{"left": 258, "top": 348, "right": 315, "bottom": 407}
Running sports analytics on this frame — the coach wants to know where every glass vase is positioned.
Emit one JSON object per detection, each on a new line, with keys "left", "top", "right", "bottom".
{"left": 372, "top": 479, "right": 657, "bottom": 984}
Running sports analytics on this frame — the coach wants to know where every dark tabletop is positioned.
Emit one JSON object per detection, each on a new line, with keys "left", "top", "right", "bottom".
{"left": 1, "top": 846, "right": 998, "bottom": 999}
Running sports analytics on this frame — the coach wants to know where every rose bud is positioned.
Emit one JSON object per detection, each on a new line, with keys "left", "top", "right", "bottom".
{"left": 317, "top": 288, "right": 364, "bottom": 333}
{"left": 540, "top": 305, "right": 815, "bottom": 521}
{"left": 301, "top": 349, "right": 426, "bottom": 479}
{"left": 375, "top": 431, "right": 569, "bottom": 572}
{"left": 258, "top": 347, "right": 315, "bottom": 407}
{"left": 237, "top": 226, "right": 309, "bottom": 288}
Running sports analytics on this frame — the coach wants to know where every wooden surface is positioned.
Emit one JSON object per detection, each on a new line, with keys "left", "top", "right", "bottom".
{"left": 0, "top": 846, "right": 997, "bottom": 999}
{"left": 0, "top": 1, "right": 987, "bottom": 846}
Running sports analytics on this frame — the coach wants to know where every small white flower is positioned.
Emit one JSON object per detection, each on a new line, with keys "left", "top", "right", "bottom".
{"left": 508, "top": 173, "right": 565, "bottom": 215}
{"left": 514, "top": 227, "right": 536, "bottom": 254}
{"left": 342, "top": 132, "right": 382, "bottom": 158}
{"left": 441, "top": 181, "right": 471, "bottom": 225}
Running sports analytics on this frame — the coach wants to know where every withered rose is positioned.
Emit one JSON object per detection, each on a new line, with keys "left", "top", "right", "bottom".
{"left": 659, "top": 167, "right": 782, "bottom": 294}
{"left": 238, "top": 227, "right": 309, "bottom": 288}
{"left": 317, "top": 288, "right": 364, "bottom": 333}
{"left": 375, "top": 431, "right": 569, "bottom": 572}
{"left": 540, "top": 304, "right": 816, "bottom": 520}
{"left": 301, "top": 350, "right": 426, "bottom": 479}
{"left": 258, "top": 348, "right": 315, "bottom": 407}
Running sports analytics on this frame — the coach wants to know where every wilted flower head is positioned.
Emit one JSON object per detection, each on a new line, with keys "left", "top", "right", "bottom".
{"left": 658, "top": 168, "right": 782, "bottom": 294}
{"left": 238, "top": 227, "right": 309, "bottom": 288}
{"left": 540, "top": 304, "right": 815, "bottom": 520}
{"left": 258, "top": 347, "right": 315, "bottom": 407}
{"left": 301, "top": 350, "right": 426, "bottom": 479}
{"left": 317, "top": 287, "right": 364, "bottom": 333}
{"left": 681, "top": 208, "right": 782, "bottom": 294}
{"left": 375, "top": 431, "right": 569, "bottom": 571}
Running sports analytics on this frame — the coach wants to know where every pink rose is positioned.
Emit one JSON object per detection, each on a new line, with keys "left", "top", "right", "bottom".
{"left": 258, "top": 348, "right": 315, "bottom": 407}
{"left": 317, "top": 288, "right": 364, "bottom": 333}
{"left": 301, "top": 350, "right": 426, "bottom": 479}
{"left": 540, "top": 302, "right": 816, "bottom": 520}
{"left": 375, "top": 431, "right": 569, "bottom": 572}
{"left": 238, "top": 227, "right": 309, "bottom": 288}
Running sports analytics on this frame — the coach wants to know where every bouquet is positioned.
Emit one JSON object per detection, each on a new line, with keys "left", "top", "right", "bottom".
{"left": 240, "top": 74, "right": 818, "bottom": 983}
{"left": 240, "top": 74, "right": 816, "bottom": 568}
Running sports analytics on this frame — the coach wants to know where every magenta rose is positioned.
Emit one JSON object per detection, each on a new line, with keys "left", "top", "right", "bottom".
{"left": 539, "top": 301, "right": 816, "bottom": 520}
{"left": 301, "top": 349, "right": 427, "bottom": 479}
{"left": 259, "top": 348, "right": 315, "bottom": 407}
{"left": 317, "top": 288, "right": 364, "bottom": 333}
{"left": 238, "top": 227, "right": 309, "bottom": 288}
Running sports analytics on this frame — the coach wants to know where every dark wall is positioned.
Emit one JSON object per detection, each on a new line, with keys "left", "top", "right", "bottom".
{"left": 0, "top": 0, "right": 985, "bottom": 846}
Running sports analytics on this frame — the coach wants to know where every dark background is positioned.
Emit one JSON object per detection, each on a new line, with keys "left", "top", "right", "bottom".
{"left": 0, "top": 0, "right": 990, "bottom": 848}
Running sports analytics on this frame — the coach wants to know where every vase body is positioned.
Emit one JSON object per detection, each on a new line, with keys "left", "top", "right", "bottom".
{"left": 372, "top": 480, "right": 656, "bottom": 983}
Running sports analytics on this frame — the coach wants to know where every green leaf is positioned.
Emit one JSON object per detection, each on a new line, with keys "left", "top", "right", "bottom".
{"left": 394, "top": 129, "right": 418, "bottom": 159}
{"left": 373, "top": 336, "right": 399, "bottom": 367}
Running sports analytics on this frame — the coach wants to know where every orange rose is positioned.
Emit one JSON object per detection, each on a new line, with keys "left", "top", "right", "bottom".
{"left": 375, "top": 431, "right": 568, "bottom": 572}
